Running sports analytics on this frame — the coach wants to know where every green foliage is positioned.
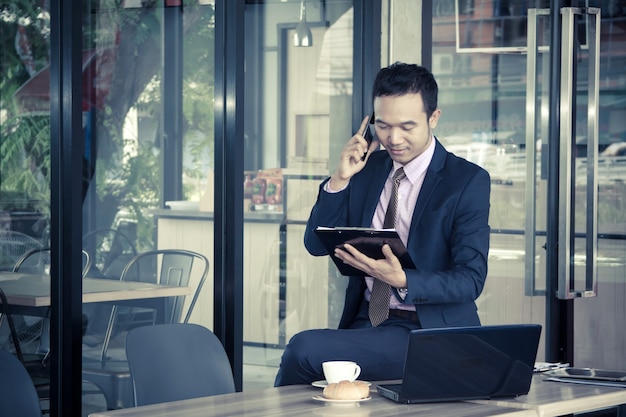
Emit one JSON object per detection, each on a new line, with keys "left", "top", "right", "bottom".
{"left": 0, "top": 114, "right": 50, "bottom": 213}
{"left": 180, "top": 4, "right": 215, "bottom": 199}
{"left": 1, "top": 1, "right": 53, "bottom": 215}
{"left": 1, "top": 1, "right": 216, "bottom": 249}
{"left": 0, "top": 1, "right": 50, "bottom": 79}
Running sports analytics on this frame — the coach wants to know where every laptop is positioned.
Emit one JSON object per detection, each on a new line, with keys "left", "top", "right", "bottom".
{"left": 377, "top": 324, "right": 542, "bottom": 403}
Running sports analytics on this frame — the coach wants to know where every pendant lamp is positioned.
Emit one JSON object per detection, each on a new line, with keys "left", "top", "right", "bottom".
{"left": 293, "top": 0, "right": 313, "bottom": 47}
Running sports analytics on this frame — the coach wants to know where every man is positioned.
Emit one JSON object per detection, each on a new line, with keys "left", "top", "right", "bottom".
{"left": 274, "top": 62, "right": 491, "bottom": 386}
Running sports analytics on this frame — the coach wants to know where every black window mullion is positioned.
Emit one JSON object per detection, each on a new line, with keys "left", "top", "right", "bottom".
{"left": 214, "top": 0, "right": 245, "bottom": 392}
{"left": 49, "top": 0, "right": 85, "bottom": 415}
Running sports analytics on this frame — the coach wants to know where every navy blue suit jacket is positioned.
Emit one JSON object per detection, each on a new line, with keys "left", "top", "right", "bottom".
{"left": 304, "top": 139, "right": 491, "bottom": 329}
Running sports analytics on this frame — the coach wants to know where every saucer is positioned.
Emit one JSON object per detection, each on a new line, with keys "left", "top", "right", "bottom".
{"left": 312, "top": 395, "right": 371, "bottom": 406}
{"left": 311, "top": 380, "right": 371, "bottom": 388}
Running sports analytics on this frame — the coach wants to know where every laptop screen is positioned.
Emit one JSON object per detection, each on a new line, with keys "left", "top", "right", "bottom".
{"left": 379, "top": 324, "right": 542, "bottom": 403}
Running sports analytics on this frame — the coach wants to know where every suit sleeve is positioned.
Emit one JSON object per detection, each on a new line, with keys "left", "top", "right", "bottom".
{"left": 403, "top": 167, "right": 491, "bottom": 306}
{"left": 303, "top": 178, "right": 350, "bottom": 256}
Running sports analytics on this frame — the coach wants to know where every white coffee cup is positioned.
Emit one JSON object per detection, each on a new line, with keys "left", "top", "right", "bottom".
{"left": 322, "top": 361, "right": 361, "bottom": 384}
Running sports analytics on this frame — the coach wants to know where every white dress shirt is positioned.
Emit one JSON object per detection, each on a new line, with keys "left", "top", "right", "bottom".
{"left": 324, "top": 137, "right": 436, "bottom": 311}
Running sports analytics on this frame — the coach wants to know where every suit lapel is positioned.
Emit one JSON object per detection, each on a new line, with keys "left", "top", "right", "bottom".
{"left": 408, "top": 140, "right": 446, "bottom": 245}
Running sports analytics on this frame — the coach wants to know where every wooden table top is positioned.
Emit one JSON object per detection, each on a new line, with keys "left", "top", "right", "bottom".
{"left": 0, "top": 272, "right": 190, "bottom": 307}
{"left": 87, "top": 383, "right": 537, "bottom": 417}
{"left": 471, "top": 374, "right": 626, "bottom": 417}
{"left": 88, "top": 375, "right": 626, "bottom": 417}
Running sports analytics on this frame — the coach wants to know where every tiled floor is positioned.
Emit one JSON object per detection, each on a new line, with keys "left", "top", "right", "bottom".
{"left": 242, "top": 362, "right": 279, "bottom": 391}
{"left": 242, "top": 345, "right": 282, "bottom": 390}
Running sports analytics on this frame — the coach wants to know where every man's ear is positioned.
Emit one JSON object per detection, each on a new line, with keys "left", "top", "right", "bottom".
{"left": 429, "top": 109, "right": 442, "bottom": 129}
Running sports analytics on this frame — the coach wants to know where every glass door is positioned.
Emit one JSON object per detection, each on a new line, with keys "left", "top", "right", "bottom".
{"left": 433, "top": 1, "right": 626, "bottom": 370}
{"left": 241, "top": 0, "right": 356, "bottom": 390}
{"left": 79, "top": 1, "right": 216, "bottom": 413}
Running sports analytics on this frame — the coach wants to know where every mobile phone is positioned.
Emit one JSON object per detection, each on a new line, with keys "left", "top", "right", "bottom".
{"left": 361, "top": 112, "right": 375, "bottom": 161}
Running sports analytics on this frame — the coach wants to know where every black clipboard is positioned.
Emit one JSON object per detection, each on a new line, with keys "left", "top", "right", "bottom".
{"left": 314, "top": 227, "right": 416, "bottom": 276}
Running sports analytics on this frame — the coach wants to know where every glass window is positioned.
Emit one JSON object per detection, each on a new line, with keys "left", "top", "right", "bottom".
{"left": 432, "top": 1, "right": 626, "bottom": 370}
{"left": 242, "top": 0, "right": 354, "bottom": 390}
{"left": 0, "top": 1, "right": 51, "bottom": 262}
{"left": 78, "top": 1, "right": 216, "bottom": 412}
{"left": 9, "top": 0, "right": 624, "bottom": 410}
{"left": 1, "top": 0, "right": 53, "bottom": 413}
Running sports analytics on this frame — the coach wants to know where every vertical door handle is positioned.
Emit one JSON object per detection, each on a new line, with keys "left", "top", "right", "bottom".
{"left": 525, "top": 8, "right": 599, "bottom": 298}
{"left": 524, "top": 8, "right": 549, "bottom": 296}
{"left": 557, "top": 7, "right": 600, "bottom": 299}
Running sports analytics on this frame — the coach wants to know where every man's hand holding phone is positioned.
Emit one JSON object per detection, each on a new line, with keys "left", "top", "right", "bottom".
{"left": 360, "top": 112, "right": 375, "bottom": 161}
{"left": 328, "top": 113, "right": 377, "bottom": 192}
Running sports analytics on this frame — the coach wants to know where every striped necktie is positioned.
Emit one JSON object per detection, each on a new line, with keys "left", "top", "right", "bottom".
{"left": 368, "top": 167, "right": 406, "bottom": 327}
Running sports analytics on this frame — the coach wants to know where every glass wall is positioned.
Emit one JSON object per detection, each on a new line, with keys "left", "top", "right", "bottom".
{"left": 0, "top": 0, "right": 52, "bottom": 363}
{"left": 79, "top": 0, "right": 216, "bottom": 413}
{"left": 1, "top": 0, "right": 215, "bottom": 414}
{"left": 432, "top": 0, "right": 545, "bottom": 339}
{"left": 3, "top": 0, "right": 625, "bottom": 414}
{"left": 0, "top": 1, "right": 51, "bottom": 264}
{"left": 241, "top": 0, "right": 355, "bottom": 390}
{"left": 431, "top": 0, "right": 626, "bottom": 370}
{"left": 0, "top": 0, "right": 52, "bottom": 374}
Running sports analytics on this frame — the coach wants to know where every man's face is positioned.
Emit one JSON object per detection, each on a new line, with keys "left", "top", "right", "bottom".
{"left": 372, "top": 93, "right": 441, "bottom": 165}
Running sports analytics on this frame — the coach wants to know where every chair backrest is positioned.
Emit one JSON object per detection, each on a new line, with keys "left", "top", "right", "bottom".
{"left": 125, "top": 323, "right": 235, "bottom": 406}
{"left": 0, "top": 349, "right": 42, "bottom": 417}
{"left": 118, "top": 249, "right": 209, "bottom": 324}
{"left": 0, "top": 230, "right": 42, "bottom": 271}
{"left": 12, "top": 247, "right": 51, "bottom": 275}
{"left": 10, "top": 248, "right": 90, "bottom": 360}
{"left": 97, "top": 249, "right": 209, "bottom": 364}
{"left": 12, "top": 247, "right": 92, "bottom": 278}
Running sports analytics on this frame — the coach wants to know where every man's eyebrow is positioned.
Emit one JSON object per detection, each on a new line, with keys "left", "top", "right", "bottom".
{"left": 375, "top": 119, "right": 418, "bottom": 127}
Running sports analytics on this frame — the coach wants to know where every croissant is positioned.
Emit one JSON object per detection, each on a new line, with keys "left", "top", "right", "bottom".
{"left": 323, "top": 380, "right": 370, "bottom": 400}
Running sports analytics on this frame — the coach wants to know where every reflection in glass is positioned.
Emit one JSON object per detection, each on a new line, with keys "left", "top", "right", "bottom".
{"left": 242, "top": 0, "right": 353, "bottom": 390}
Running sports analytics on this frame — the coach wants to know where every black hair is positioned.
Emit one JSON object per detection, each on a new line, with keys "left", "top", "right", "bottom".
{"left": 371, "top": 62, "right": 438, "bottom": 118}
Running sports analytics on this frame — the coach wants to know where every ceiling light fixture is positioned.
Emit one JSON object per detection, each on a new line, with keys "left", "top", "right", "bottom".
{"left": 293, "top": 0, "right": 313, "bottom": 47}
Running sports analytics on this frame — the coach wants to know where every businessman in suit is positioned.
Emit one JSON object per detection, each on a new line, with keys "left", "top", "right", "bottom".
{"left": 274, "top": 62, "right": 491, "bottom": 386}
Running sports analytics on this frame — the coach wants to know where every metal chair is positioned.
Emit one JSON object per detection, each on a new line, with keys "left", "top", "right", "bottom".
{"left": 82, "top": 228, "right": 137, "bottom": 348}
{"left": 4, "top": 248, "right": 92, "bottom": 414}
{"left": 6, "top": 247, "right": 90, "bottom": 356}
{"left": 1, "top": 286, "right": 48, "bottom": 415}
{"left": 81, "top": 249, "right": 209, "bottom": 410}
{"left": 0, "top": 348, "right": 43, "bottom": 417}
{"left": 125, "top": 323, "right": 235, "bottom": 406}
